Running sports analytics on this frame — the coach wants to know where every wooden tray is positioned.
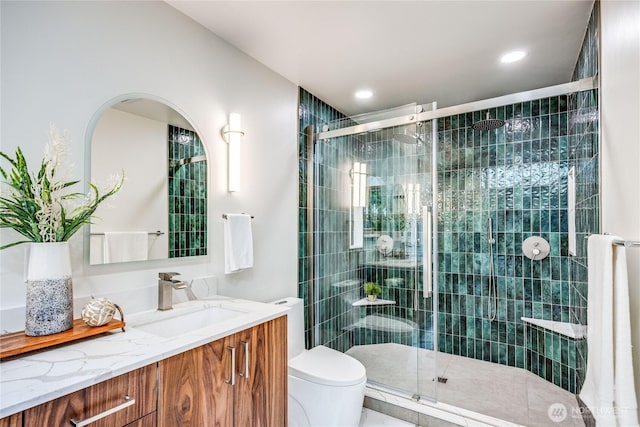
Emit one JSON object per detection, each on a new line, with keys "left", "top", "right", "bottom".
{"left": 0, "top": 318, "right": 125, "bottom": 360}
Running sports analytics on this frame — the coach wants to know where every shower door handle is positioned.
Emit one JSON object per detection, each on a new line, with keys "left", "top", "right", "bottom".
{"left": 422, "top": 206, "right": 432, "bottom": 298}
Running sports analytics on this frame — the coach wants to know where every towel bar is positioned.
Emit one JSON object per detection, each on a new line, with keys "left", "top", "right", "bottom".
{"left": 90, "top": 231, "right": 164, "bottom": 236}
{"left": 613, "top": 240, "right": 640, "bottom": 247}
{"left": 584, "top": 234, "right": 640, "bottom": 247}
{"left": 222, "top": 213, "right": 254, "bottom": 219}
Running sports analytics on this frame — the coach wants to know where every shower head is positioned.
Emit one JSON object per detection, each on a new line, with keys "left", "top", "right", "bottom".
{"left": 171, "top": 134, "right": 193, "bottom": 145}
{"left": 472, "top": 112, "right": 505, "bottom": 131}
{"left": 392, "top": 129, "right": 424, "bottom": 146}
{"left": 169, "top": 155, "right": 207, "bottom": 175}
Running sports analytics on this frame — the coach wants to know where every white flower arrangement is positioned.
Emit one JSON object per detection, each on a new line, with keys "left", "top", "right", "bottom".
{"left": 0, "top": 125, "right": 123, "bottom": 249}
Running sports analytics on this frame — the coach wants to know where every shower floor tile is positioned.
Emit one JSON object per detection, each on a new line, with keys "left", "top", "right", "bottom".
{"left": 438, "top": 354, "right": 530, "bottom": 423}
{"left": 359, "top": 408, "right": 414, "bottom": 427}
{"left": 347, "top": 343, "right": 584, "bottom": 426}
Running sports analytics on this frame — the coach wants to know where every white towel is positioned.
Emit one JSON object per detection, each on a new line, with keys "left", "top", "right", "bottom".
{"left": 224, "top": 214, "right": 253, "bottom": 274}
{"left": 103, "top": 232, "right": 148, "bottom": 263}
{"left": 580, "top": 235, "right": 639, "bottom": 426}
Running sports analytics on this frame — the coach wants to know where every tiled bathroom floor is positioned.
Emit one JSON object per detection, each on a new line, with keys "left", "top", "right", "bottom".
{"left": 348, "top": 343, "right": 585, "bottom": 426}
{"left": 360, "top": 408, "right": 415, "bottom": 427}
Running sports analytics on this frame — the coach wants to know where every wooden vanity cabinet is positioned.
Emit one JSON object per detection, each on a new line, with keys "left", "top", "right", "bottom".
{"left": 0, "top": 315, "right": 286, "bottom": 426}
{"left": 234, "top": 316, "right": 288, "bottom": 426}
{"left": 125, "top": 411, "right": 157, "bottom": 427}
{"left": 0, "top": 412, "right": 21, "bottom": 427}
{"left": 23, "top": 364, "right": 157, "bottom": 427}
{"left": 158, "top": 315, "right": 287, "bottom": 427}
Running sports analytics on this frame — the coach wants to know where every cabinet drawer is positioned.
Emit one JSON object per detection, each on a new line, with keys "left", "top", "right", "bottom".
{"left": 24, "top": 364, "right": 156, "bottom": 427}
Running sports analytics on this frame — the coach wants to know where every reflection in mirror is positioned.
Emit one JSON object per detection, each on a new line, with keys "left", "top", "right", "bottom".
{"left": 89, "top": 98, "right": 207, "bottom": 265}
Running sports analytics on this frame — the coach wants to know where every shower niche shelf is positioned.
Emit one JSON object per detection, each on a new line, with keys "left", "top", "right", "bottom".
{"left": 352, "top": 298, "right": 396, "bottom": 307}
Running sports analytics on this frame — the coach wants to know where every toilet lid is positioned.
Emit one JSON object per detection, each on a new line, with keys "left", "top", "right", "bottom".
{"left": 289, "top": 345, "right": 366, "bottom": 387}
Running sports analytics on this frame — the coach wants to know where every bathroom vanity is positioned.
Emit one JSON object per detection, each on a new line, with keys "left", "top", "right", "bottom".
{"left": 159, "top": 316, "right": 287, "bottom": 426}
{"left": 0, "top": 298, "right": 288, "bottom": 427}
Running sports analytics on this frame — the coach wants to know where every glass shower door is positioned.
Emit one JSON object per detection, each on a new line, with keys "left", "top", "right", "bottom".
{"left": 312, "top": 109, "right": 437, "bottom": 402}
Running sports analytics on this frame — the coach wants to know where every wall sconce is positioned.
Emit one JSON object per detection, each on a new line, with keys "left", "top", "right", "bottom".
{"left": 221, "top": 113, "right": 244, "bottom": 192}
{"left": 351, "top": 162, "right": 368, "bottom": 207}
{"left": 407, "top": 183, "right": 421, "bottom": 215}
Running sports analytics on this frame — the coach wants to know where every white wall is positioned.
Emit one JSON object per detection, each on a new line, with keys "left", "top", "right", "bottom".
{"left": 600, "top": 0, "right": 640, "bottom": 416}
{"left": 0, "top": 1, "right": 298, "bottom": 330}
{"left": 90, "top": 108, "right": 169, "bottom": 263}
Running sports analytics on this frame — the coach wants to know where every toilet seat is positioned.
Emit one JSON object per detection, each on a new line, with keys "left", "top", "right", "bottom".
{"left": 288, "top": 345, "right": 366, "bottom": 387}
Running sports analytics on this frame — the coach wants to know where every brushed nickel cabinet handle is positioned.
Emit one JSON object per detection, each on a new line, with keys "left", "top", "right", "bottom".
{"left": 225, "top": 346, "right": 236, "bottom": 385}
{"left": 70, "top": 395, "right": 135, "bottom": 426}
{"left": 239, "top": 341, "right": 250, "bottom": 378}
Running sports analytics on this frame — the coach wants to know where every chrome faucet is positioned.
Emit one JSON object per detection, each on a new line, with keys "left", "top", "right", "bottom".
{"left": 158, "top": 272, "right": 197, "bottom": 310}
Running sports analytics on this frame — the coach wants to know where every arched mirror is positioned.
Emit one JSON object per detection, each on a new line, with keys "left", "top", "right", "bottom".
{"left": 87, "top": 96, "right": 208, "bottom": 265}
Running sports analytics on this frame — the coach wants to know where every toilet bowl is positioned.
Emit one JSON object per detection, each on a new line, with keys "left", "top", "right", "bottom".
{"left": 274, "top": 297, "right": 367, "bottom": 427}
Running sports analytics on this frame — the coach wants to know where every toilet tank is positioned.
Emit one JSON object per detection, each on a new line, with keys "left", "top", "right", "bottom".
{"left": 272, "top": 297, "right": 305, "bottom": 360}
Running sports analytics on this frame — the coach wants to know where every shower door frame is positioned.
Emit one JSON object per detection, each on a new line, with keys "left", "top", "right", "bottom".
{"left": 318, "top": 78, "right": 596, "bottom": 141}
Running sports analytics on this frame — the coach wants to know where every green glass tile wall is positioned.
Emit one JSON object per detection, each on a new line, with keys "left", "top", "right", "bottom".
{"left": 312, "top": 133, "right": 364, "bottom": 352}
{"left": 435, "top": 2, "right": 599, "bottom": 394}
{"left": 437, "top": 96, "right": 574, "bottom": 370}
{"left": 526, "top": 324, "right": 582, "bottom": 392}
{"left": 298, "top": 88, "right": 355, "bottom": 351}
{"left": 168, "top": 125, "right": 207, "bottom": 258}
{"left": 569, "top": 1, "right": 599, "bottom": 393}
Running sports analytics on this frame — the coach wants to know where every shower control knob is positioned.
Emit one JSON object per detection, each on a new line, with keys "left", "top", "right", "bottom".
{"left": 522, "top": 236, "right": 550, "bottom": 260}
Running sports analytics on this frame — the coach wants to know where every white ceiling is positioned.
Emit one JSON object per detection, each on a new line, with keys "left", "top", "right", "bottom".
{"left": 113, "top": 99, "right": 195, "bottom": 130}
{"left": 167, "top": 1, "right": 594, "bottom": 116}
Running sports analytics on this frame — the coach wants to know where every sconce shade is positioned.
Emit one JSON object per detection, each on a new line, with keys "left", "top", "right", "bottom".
{"left": 352, "top": 162, "right": 367, "bottom": 208}
{"left": 223, "top": 113, "right": 243, "bottom": 192}
{"left": 407, "top": 183, "right": 421, "bottom": 215}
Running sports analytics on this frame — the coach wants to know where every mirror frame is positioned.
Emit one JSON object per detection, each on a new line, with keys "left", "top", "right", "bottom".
{"left": 83, "top": 93, "right": 210, "bottom": 270}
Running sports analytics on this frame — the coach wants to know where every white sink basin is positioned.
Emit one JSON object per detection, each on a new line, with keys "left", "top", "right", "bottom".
{"left": 133, "top": 305, "right": 246, "bottom": 338}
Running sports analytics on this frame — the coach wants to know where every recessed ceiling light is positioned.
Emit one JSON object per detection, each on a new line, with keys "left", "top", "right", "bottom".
{"left": 500, "top": 50, "right": 527, "bottom": 64}
{"left": 355, "top": 89, "right": 373, "bottom": 99}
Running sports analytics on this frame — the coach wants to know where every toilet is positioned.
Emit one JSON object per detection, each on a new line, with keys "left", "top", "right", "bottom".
{"left": 274, "top": 297, "right": 367, "bottom": 427}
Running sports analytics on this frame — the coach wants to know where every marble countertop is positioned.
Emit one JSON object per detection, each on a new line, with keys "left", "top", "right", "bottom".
{"left": 0, "top": 297, "right": 289, "bottom": 418}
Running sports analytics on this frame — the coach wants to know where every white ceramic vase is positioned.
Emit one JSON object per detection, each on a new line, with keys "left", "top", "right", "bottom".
{"left": 25, "top": 242, "right": 74, "bottom": 336}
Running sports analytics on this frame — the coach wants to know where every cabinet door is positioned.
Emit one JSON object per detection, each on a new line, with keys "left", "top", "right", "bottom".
{"left": 23, "top": 364, "right": 156, "bottom": 427}
{"left": 158, "top": 337, "right": 234, "bottom": 427}
{"left": 0, "top": 412, "right": 21, "bottom": 427}
{"left": 124, "top": 411, "right": 156, "bottom": 427}
{"left": 234, "top": 315, "right": 287, "bottom": 427}
{"left": 158, "top": 316, "right": 288, "bottom": 427}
